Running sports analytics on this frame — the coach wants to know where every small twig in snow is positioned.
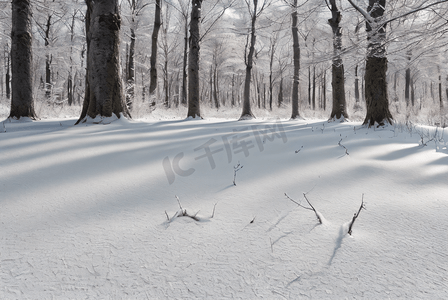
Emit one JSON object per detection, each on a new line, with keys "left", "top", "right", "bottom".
{"left": 233, "top": 162, "right": 243, "bottom": 186}
{"left": 211, "top": 203, "right": 217, "bottom": 218}
{"left": 338, "top": 136, "right": 349, "bottom": 155}
{"left": 284, "top": 193, "right": 322, "bottom": 224}
{"left": 175, "top": 195, "right": 183, "bottom": 210}
{"left": 347, "top": 194, "right": 366, "bottom": 235}
{"left": 284, "top": 193, "right": 313, "bottom": 211}
{"left": 302, "top": 193, "right": 323, "bottom": 224}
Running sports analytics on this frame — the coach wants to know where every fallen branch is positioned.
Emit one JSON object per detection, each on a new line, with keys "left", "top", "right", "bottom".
{"left": 166, "top": 195, "right": 216, "bottom": 222}
{"left": 347, "top": 194, "right": 366, "bottom": 235}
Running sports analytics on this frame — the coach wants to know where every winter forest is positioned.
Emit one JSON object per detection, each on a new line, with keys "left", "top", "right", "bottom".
{"left": 1, "top": 0, "right": 448, "bottom": 299}
{"left": 1, "top": 0, "right": 448, "bottom": 124}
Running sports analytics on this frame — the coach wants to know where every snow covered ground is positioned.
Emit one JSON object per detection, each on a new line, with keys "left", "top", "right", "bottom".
{"left": 1, "top": 114, "right": 447, "bottom": 299}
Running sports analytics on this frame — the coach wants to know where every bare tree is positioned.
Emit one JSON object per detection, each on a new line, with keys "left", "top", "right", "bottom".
{"left": 240, "top": 0, "right": 271, "bottom": 120}
{"left": 187, "top": 0, "right": 234, "bottom": 118}
{"left": 76, "top": 0, "right": 130, "bottom": 124}
{"left": 9, "top": 0, "right": 37, "bottom": 119}
{"left": 290, "top": 0, "right": 301, "bottom": 119}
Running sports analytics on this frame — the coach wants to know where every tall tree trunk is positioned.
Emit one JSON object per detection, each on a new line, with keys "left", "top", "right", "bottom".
{"left": 149, "top": 0, "right": 161, "bottom": 95}
{"left": 44, "top": 15, "right": 52, "bottom": 99}
{"left": 405, "top": 52, "right": 411, "bottom": 107}
{"left": 10, "top": 0, "right": 37, "bottom": 119}
{"left": 5, "top": 45, "right": 11, "bottom": 100}
{"left": 363, "top": 0, "right": 393, "bottom": 126}
{"left": 328, "top": 0, "right": 347, "bottom": 121}
{"left": 278, "top": 77, "right": 284, "bottom": 107}
{"left": 308, "top": 66, "right": 311, "bottom": 106}
{"left": 231, "top": 74, "right": 235, "bottom": 107}
{"left": 291, "top": 0, "right": 301, "bottom": 119}
{"left": 213, "top": 66, "right": 219, "bottom": 109}
{"left": 240, "top": 0, "right": 259, "bottom": 120}
{"left": 126, "top": 28, "right": 135, "bottom": 109}
{"left": 181, "top": 17, "right": 188, "bottom": 105}
{"left": 439, "top": 74, "right": 443, "bottom": 108}
{"left": 187, "top": 0, "right": 202, "bottom": 118}
{"left": 323, "top": 69, "right": 326, "bottom": 111}
{"left": 312, "top": 66, "right": 316, "bottom": 110}
{"left": 76, "top": 0, "right": 130, "bottom": 124}
{"left": 354, "top": 65, "right": 360, "bottom": 104}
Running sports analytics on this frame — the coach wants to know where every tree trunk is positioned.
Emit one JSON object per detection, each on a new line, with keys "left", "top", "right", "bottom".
{"left": 308, "top": 66, "right": 311, "bottom": 106}
{"left": 328, "top": 0, "right": 347, "bottom": 121}
{"left": 363, "top": 0, "right": 393, "bottom": 126}
{"left": 10, "top": 0, "right": 37, "bottom": 119}
{"left": 278, "top": 77, "right": 284, "bottom": 107}
{"left": 181, "top": 17, "right": 188, "bottom": 105}
{"left": 67, "top": 74, "right": 73, "bottom": 105}
{"left": 187, "top": 0, "right": 202, "bottom": 118}
{"left": 312, "top": 66, "right": 316, "bottom": 110}
{"left": 213, "top": 66, "right": 219, "bottom": 109}
{"left": 231, "top": 74, "right": 235, "bottom": 107}
{"left": 240, "top": 0, "right": 258, "bottom": 120}
{"left": 149, "top": 0, "right": 161, "bottom": 95}
{"left": 291, "top": 0, "right": 301, "bottom": 119}
{"left": 76, "top": 0, "right": 130, "bottom": 124}
{"left": 6, "top": 46, "right": 10, "bottom": 99}
{"left": 439, "top": 74, "right": 443, "bottom": 108}
{"left": 126, "top": 28, "right": 135, "bottom": 110}
{"left": 323, "top": 69, "right": 326, "bottom": 111}
{"left": 354, "top": 65, "right": 360, "bottom": 104}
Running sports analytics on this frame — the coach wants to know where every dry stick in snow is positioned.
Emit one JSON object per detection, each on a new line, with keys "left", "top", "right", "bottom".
{"left": 347, "top": 194, "right": 366, "bottom": 235}
{"left": 284, "top": 193, "right": 322, "bottom": 224}
{"left": 338, "top": 136, "right": 349, "bottom": 155}
{"left": 233, "top": 162, "right": 243, "bottom": 186}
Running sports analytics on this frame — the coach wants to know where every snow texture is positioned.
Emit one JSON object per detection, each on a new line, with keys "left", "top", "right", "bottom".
{"left": 0, "top": 117, "right": 447, "bottom": 299}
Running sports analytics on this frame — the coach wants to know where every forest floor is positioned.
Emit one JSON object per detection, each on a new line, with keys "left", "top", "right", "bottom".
{"left": 1, "top": 113, "right": 447, "bottom": 299}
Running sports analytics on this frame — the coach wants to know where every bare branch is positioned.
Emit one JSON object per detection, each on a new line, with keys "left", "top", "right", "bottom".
{"left": 347, "top": 194, "right": 366, "bottom": 235}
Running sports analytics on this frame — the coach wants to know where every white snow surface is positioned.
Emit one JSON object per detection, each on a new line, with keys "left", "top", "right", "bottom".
{"left": 1, "top": 117, "right": 447, "bottom": 299}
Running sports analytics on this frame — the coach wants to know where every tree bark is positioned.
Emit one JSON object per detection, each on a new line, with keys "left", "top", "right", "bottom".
{"left": 291, "top": 0, "right": 301, "bottom": 119}
{"left": 10, "top": 0, "right": 37, "bottom": 119}
{"left": 187, "top": 0, "right": 202, "bottom": 118}
{"left": 76, "top": 0, "right": 130, "bottom": 124}
{"left": 149, "top": 0, "right": 161, "bottom": 95}
{"left": 328, "top": 0, "right": 348, "bottom": 121}
{"left": 363, "top": 0, "right": 393, "bottom": 126}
